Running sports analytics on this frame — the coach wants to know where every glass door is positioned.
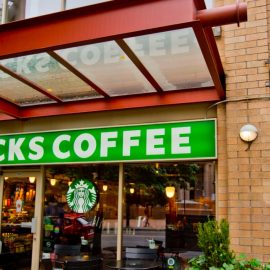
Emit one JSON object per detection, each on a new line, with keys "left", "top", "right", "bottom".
{"left": 0, "top": 170, "right": 43, "bottom": 270}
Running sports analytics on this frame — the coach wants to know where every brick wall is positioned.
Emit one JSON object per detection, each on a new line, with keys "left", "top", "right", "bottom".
{"left": 215, "top": 0, "right": 270, "bottom": 262}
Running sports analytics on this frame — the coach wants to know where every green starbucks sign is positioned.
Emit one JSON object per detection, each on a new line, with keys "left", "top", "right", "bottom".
{"left": 0, "top": 119, "right": 216, "bottom": 165}
{"left": 67, "top": 179, "right": 98, "bottom": 213}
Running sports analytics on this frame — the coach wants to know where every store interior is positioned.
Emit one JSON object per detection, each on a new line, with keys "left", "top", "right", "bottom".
{"left": 0, "top": 162, "right": 216, "bottom": 268}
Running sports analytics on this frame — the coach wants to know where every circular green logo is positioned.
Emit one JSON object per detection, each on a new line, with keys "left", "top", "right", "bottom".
{"left": 66, "top": 179, "right": 98, "bottom": 213}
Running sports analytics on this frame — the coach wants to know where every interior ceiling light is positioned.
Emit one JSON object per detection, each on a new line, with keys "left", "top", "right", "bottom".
{"left": 29, "top": 176, "right": 36, "bottom": 183}
{"left": 165, "top": 186, "right": 175, "bottom": 198}
{"left": 103, "top": 184, "right": 108, "bottom": 192}
{"left": 50, "top": 178, "right": 57, "bottom": 186}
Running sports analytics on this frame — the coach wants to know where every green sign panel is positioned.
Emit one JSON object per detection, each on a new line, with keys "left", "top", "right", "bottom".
{"left": 67, "top": 179, "right": 98, "bottom": 213}
{"left": 0, "top": 119, "right": 216, "bottom": 165}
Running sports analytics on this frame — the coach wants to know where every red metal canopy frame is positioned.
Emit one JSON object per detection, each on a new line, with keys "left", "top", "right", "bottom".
{"left": 0, "top": 0, "right": 247, "bottom": 120}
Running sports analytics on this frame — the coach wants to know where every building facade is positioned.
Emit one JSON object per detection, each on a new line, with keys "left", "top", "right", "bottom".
{"left": 216, "top": 0, "right": 270, "bottom": 261}
{"left": 0, "top": 0, "right": 269, "bottom": 269}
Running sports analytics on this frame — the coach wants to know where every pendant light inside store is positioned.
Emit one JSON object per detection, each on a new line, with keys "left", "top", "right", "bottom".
{"left": 50, "top": 178, "right": 57, "bottom": 186}
{"left": 103, "top": 184, "right": 108, "bottom": 192}
{"left": 165, "top": 186, "right": 175, "bottom": 198}
{"left": 29, "top": 177, "right": 36, "bottom": 183}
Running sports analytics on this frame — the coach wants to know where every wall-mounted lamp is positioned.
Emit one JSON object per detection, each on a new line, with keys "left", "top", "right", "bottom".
{"left": 240, "top": 124, "right": 258, "bottom": 150}
{"left": 129, "top": 187, "right": 135, "bottom": 194}
{"left": 165, "top": 186, "right": 175, "bottom": 198}
{"left": 50, "top": 178, "right": 57, "bottom": 186}
{"left": 29, "top": 176, "right": 36, "bottom": 183}
{"left": 103, "top": 184, "right": 108, "bottom": 192}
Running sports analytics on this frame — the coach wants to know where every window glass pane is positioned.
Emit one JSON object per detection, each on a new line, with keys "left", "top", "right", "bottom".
{"left": 125, "top": 28, "right": 214, "bottom": 91}
{"left": 7, "top": 0, "right": 26, "bottom": 22}
{"left": 42, "top": 162, "right": 215, "bottom": 259}
{"left": 0, "top": 69, "right": 54, "bottom": 106}
{"left": 1, "top": 177, "right": 36, "bottom": 268}
{"left": 66, "top": 0, "right": 111, "bottom": 9}
{"left": 56, "top": 42, "right": 156, "bottom": 97}
{"left": 42, "top": 164, "right": 119, "bottom": 257}
{"left": 205, "top": 0, "right": 213, "bottom": 8}
{"left": 0, "top": 0, "right": 3, "bottom": 23}
{"left": 25, "top": 0, "right": 62, "bottom": 18}
{"left": 123, "top": 162, "right": 215, "bottom": 251}
{"left": 1, "top": 53, "right": 102, "bottom": 103}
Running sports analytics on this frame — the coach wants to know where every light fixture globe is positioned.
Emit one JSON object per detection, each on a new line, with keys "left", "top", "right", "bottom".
{"left": 239, "top": 124, "right": 258, "bottom": 142}
{"left": 103, "top": 184, "right": 108, "bottom": 192}
{"left": 165, "top": 186, "right": 175, "bottom": 198}
{"left": 50, "top": 178, "right": 57, "bottom": 186}
{"left": 29, "top": 176, "right": 36, "bottom": 183}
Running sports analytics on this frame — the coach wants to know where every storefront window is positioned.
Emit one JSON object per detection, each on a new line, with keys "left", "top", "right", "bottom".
{"left": 123, "top": 162, "right": 215, "bottom": 250}
{"left": 41, "top": 161, "right": 215, "bottom": 258}
{"left": 0, "top": 176, "right": 36, "bottom": 268}
{"left": 42, "top": 164, "right": 119, "bottom": 258}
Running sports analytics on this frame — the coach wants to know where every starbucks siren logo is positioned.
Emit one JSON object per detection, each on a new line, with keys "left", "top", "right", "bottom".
{"left": 67, "top": 179, "right": 98, "bottom": 213}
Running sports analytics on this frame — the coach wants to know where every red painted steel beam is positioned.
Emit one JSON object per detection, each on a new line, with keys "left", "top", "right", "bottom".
{"left": 20, "top": 88, "right": 219, "bottom": 119}
{"left": 0, "top": 0, "right": 195, "bottom": 59}
{"left": 0, "top": 98, "right": 20, "bottom": 118}
{"left": 193, "top": 23, "right": 225, "bottom": 99}
{"left": 204, "top": 27, "right": 224, "bottom": 78}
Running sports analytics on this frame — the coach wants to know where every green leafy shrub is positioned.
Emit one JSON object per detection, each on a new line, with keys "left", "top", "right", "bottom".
{"left": 227, "top": 254, "right": 270, "bottom": 270}
{"left": 187, "top": 219, "right": 270, "bottom": 270}
{"left": 188, "top": 219, "right": 233, "bottom": 269}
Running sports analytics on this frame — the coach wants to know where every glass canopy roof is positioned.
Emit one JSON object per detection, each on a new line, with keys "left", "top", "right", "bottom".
{"left": 0, "top": 0, "right": 244, "bottom": 120}
{"left": 0, "top": 27, "right": 213, "bottom": 107}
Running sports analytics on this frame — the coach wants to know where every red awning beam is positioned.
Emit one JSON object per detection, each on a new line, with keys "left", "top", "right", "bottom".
{"left": 197, "top": 1, "right": 247, "bottom": 28}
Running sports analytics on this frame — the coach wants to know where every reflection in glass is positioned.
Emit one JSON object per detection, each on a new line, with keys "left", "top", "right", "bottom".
{"left": 125, "top": 28, "right": 214, "bottom": 91}
{"left": 1, "top": 53, "right": 102, "bottom": 103}
{"left": 42, "top": 162, "right": 215, "bottom": 254}
{"left": 1, "top": 177, "right": 36, "bottom": 268}
{"left": 7, "top": 0, "right": 26, "bottom": 22}
{"left": 56, "top": 42, "right": 156, "bottom": 97}
{"left": 43, "top": 165, "right": 118, "bottom": 256}
{"left": 0, "top": 0, "right": 3, "bottom": 23}
{"left": 0, "top": 69, "right": 54, "bottom": 106}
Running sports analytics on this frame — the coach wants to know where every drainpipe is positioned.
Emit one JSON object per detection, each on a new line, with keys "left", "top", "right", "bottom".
{"left": 197, "top": 1, "right": 247, "bottom": 27}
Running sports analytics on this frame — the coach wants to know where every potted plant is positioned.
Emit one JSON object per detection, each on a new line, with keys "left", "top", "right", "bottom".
{"left": 187, "top": 219, "right": 270, "bottom": 270}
